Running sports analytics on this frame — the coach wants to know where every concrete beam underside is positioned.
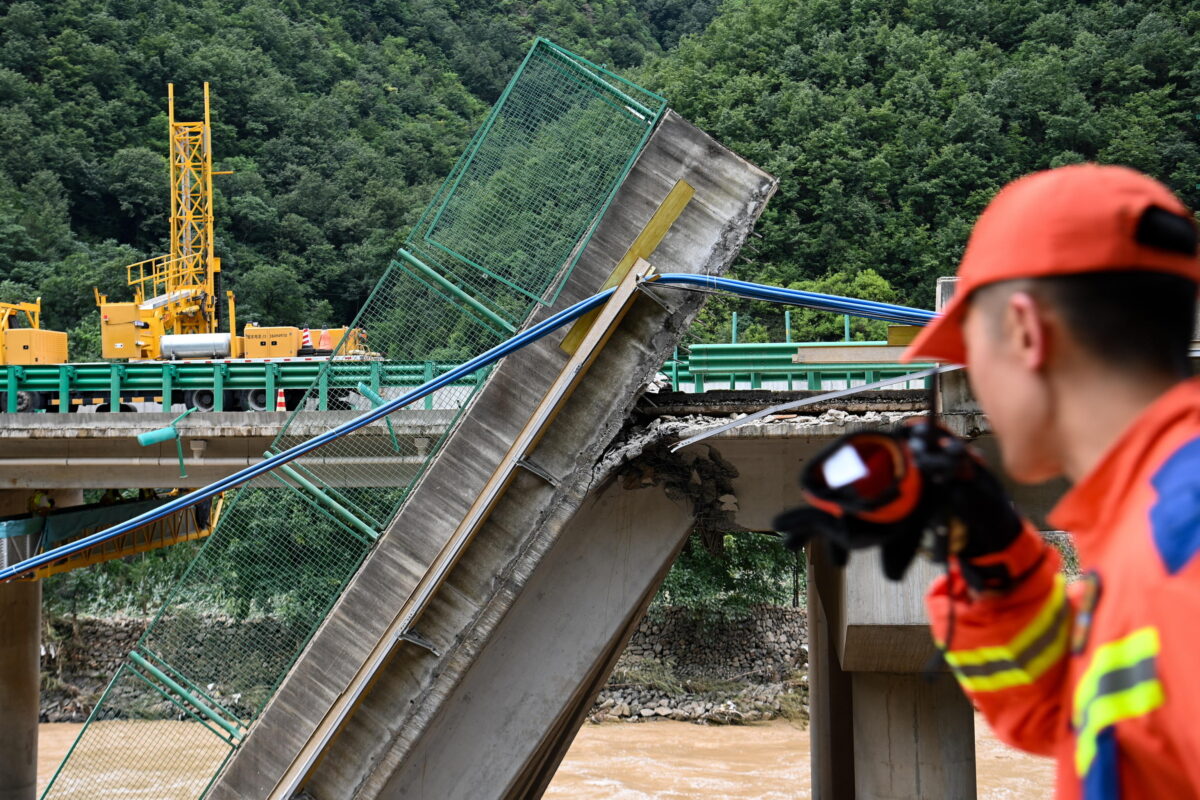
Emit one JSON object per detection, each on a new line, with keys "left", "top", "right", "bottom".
{"left": 0, "top": 410, "right": 452, "bottom": 489}
{"left": 375, "top": 481, "right": 695, "bottom": 798}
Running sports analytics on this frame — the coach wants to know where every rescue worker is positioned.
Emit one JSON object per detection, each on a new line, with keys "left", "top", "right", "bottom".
{"left": 27, "top": 489, "right": 54, "bottom": 517}
{"left": 776, "top": 164, "right": 1200, "bottom": 798}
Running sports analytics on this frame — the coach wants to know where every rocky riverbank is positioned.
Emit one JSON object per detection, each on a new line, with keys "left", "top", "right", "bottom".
{"left": 40, "top": 616, "right": 146, "bottom": 722}
{"left": 590, "top": 605, "right": 808, "bottom": 726}
{"left": 40, "top": 606, "right": 809, "bottom": 725}
{"left": 39, "top": 614, "right": 299, "bottom": 723}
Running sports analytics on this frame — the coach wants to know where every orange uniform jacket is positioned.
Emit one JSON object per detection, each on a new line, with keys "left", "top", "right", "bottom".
{"left": 927, "top": 378, "right": 1200, "bottom": 799}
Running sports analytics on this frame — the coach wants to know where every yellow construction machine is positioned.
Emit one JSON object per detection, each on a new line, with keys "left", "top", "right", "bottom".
{"left": 95, "top": 83, "right": 235, "bottom": 360}
{"left": 95, "top": 83, "right": 361, "bottom": 362}
{"left": 0, "top": 299, "right": 67, "bottom": 366}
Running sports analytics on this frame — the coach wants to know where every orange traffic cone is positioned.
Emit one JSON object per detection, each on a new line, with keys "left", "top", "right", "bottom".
{"left": 275, "top": 388, "right": 287, "bottom": 412}
{"left": 317, "top": 328, "right": 333, "bottom": 351}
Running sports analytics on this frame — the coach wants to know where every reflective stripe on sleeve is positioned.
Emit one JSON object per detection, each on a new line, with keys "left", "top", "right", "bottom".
{"left": 942, "top": 573, "right": 1070, "bottom": 693}
{"left": 1073, "top": 627, "right": 1164, "bottom": 778}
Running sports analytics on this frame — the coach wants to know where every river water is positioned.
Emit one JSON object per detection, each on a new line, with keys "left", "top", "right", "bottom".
{"left": 39, "top": 716, "right": 1052, "bottom": 798}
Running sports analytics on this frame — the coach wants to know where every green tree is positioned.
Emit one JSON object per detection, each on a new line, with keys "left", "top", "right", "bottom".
{"left": 656, "top": 531, "right": 804, "bottom": 616}
{"left": 232, "top": 262, "right": 330, "bottom": 327}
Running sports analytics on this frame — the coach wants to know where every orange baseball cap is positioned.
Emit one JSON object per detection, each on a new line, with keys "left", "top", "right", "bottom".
{"left": 902, "top": 164, "right": 1200, "bottom": 364}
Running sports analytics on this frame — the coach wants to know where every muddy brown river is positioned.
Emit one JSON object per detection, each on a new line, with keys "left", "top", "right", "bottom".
{"left": 40, "top": 716, "right": 1052, "bottom": 798}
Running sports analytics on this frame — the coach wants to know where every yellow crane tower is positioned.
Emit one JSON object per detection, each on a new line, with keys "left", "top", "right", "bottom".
{"left": 95, "top": 83, "right": 239, "bottom": 360}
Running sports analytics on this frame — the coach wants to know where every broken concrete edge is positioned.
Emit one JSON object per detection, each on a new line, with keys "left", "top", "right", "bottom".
{"left": 635, "top": 388, "right": 929, "bottom": 418}
{"left": 598, "top": 411, "right": 926, "bottom": 477}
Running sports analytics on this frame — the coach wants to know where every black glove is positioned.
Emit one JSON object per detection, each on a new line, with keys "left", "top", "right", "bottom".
{"left": 773, "top": 420, "right": 1025, "bottom": 590}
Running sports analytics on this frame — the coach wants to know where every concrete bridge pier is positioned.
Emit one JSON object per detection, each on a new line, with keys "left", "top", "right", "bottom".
{"left": 0, "top": 489, "right": 82, "bottom": 800}
{"left": 809, "top": 551, "right": 980, "bottom": 800}
{"left": 807, "top": 540, "right": 977, "bottom": 800}
{"left": 0, "top": 572, "right": 39, "bottom": 800}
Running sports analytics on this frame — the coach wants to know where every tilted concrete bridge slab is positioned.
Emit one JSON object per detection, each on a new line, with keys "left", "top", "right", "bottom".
{"left": 207, "top": 111, "right": 782, "bottom": 800}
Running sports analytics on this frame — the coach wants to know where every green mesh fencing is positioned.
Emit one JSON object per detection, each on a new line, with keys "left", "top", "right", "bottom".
{"left": 42, "top": 39, "right": 665, "bottom": 799}
{"left": 403, "top": 37, "right": 666, "bottom": 328}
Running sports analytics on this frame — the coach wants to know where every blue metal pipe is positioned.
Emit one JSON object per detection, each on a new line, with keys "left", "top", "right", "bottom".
{"left": 0, "top": 275, "right": 935, "bottom": 582}
{"left": 652, "top": 274, "right": 936, "bottom": 327}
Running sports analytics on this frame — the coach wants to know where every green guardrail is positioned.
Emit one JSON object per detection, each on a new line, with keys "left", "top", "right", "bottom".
{"left": 0, "top": 360, "right": 483, "bottom": 413}
{"left": 662, "top": 341, "right": 933, "bottom": 392}
{"left": 1, "top": 345, "right": 931, "bottom": 413}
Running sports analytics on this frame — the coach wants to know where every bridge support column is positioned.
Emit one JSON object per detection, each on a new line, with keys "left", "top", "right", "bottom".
{"left": 0, "top": 489, "right": 41, "bottom": 800}
{"left": 807, "top": 542, "right": 976, "bottom": 800}
{"left": 807, "top": 544, "right": 855, "bottom": 800}
{"left": 850, "top": 672, "right": 975, "bottom": 799}
{"left": 0, "top": 489, "right": 83, "bottom": 800}
{"left": 0, "top": 576, "right": 40, "bottom": 800}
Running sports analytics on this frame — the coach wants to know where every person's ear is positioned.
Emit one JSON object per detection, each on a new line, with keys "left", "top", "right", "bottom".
{"left": 1005, "top": 291, "right": 1048, "bottom": 371}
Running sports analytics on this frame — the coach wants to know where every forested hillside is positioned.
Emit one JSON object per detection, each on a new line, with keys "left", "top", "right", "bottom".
{"left": 645, "top": 0, "right": 1200, "bottom": 342}
{"left": 0, "top": 0, "right": 715, "bottom": 356}
{"left": 2, "top": 0, "right": 1199, "bottom": 353}
{"left": 13, "top": 0, "right": 1197, "bottom": 617}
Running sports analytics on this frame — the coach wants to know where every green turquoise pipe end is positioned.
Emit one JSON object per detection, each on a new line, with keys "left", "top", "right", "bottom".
{"left": 137, "top": 426, "right": 178, "bottom": 447}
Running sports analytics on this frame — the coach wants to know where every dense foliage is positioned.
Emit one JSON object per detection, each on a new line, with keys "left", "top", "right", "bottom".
{"left": 647, "top": 0, "right": 1200, "bottom": 341}
{"left": 655, "top": 532, "right": 804, "bottom": 615}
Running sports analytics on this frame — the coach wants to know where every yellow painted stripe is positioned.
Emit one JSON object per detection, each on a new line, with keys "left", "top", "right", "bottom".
{"left": 1073, "top": 627, "right": 1160, "bottom": 728}
{"left": 559, "top": 179, "right": 694, "bottom": 355}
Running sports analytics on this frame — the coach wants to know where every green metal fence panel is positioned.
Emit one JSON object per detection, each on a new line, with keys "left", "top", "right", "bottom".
{"left": 42, "top": 39, "right": 664, "bottom": 800}
{"left": 404, "top": 38, "right": 666, "bottom": 326}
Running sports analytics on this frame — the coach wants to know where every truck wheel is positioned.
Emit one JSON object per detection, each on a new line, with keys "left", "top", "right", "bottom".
{"left": 244, "top": 389, "right": 269, "bottom": 412}
{"left": 4, "top": 392, "right": 40, "bottom": 412}
{"left": 187, "top": 389, "right": 217, "bottom": 412}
